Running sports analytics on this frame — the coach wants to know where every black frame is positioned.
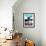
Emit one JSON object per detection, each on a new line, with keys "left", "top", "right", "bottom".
{"left": 23, "top": 13, "right": 35, "bottom": 28}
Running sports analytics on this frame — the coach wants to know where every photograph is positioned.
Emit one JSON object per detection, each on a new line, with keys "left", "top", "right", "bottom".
{"left": 23, "top": 13, "right": 35, "bottom": 28}
{"left": 0, "top": 0, "right": 46, "bottom": 46}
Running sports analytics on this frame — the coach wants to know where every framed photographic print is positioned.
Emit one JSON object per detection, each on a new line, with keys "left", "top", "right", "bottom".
{"left": 23, "top": 13, "right": 35, "bottom": 28}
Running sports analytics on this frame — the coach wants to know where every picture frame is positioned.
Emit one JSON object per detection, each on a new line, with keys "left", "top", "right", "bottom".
{"left": 23, "top": 13, "right": 35, "bottom": 28}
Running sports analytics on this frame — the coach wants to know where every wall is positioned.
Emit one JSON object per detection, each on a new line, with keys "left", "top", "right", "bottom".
{"left": 41, "top": 0, "right": 46, "bottom": 46}
{"left": 0, "top": 0, "right": 16, "bottom": 39}
{"left": 13, "top": 0, "right": 41, "bottom": 46}
{"left": 0, "top": 0, "right": 16, "bottom": 30}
